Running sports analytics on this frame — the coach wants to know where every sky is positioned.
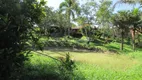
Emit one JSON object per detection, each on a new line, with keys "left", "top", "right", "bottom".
{"left": 47, "top": 0, "right": 64, "bottom": 9}
{"left": 47, "top": 0, "right": 141, "bottom": 13}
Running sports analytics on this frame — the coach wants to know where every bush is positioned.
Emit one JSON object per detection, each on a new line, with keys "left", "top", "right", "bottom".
{"left": 58, "top": 53, "right": 76, "bottom": 80}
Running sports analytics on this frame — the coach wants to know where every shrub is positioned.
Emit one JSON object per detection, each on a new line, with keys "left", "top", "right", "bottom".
{"left": 58, "top": 53, "right": 76, "bottom": 80}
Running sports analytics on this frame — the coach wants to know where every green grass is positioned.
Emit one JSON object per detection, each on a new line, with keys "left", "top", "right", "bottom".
{"left": 22, "top": 52, "right": 86, "bottom": 80}
{"left": 41, "top": 50, "right": 139, "bottom": 70}
{"left": 22, "top": 49, "right": 142, "bottom": 80}
{"left": 77, "top": 63, "right": 142, "bottom": 80}
{"left": 22, "top": 54, "right": 60, "bottom": 80}
{"left": 24, "top": 38, "right": 142, "bottom": 80}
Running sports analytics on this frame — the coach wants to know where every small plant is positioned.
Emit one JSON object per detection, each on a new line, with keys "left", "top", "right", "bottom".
{"left": 58, "top": 53, "right": 76, "bottom": 80}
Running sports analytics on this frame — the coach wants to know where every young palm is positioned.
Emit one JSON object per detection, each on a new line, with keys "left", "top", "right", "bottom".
{"left": 59, "top": 0, "right": 80, "bottom": 36}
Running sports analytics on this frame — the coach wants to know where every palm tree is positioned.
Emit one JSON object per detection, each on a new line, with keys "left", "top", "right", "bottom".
{"left": 113, "top": 1, "right": 142, "bottom": 50}
{"left": 59, "top": 0, "right": 80, "bottom": 36}
{"left": 96, "top": 0, "right": 113, "bottom": 39}
{"left": 112, "top": 11, "right": 130, "bottom": 50}
{"left": 112, "top": 9, "right": 142, "bottom": 50}
{"left": 128, "top": 8, "right": 142, "bottom": 50}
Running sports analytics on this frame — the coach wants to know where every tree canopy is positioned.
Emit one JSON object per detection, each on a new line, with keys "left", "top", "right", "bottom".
{"left": 0, "top": 0, "right": 46, "bottom": 79}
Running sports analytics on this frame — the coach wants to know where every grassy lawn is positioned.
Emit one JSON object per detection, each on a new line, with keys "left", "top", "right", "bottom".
{"left": 25, "top": 38, "right": 142, "bottom": 80}
{"left": 41, "top": 50, "right": 138, "bottom": 71}
{"left": 23, "top": 49, "right": 142, "bottom": 80}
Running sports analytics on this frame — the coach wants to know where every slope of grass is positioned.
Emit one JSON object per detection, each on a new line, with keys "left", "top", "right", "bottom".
{"left": 42, "top": 36, "right": 141, "bottom": 54}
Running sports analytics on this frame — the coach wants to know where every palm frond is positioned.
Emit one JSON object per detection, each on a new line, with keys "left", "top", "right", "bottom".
{"left": 59, "top": 2, "right": 68, "bottom": 9}
{"left": 70, "top": 10, "right": 75, "bottom": 19}
{"left": 59, "top": 0, "right": 80, "bottom": 22}
{"left": 59, "top": 8, "right": 66, "bottom": 13}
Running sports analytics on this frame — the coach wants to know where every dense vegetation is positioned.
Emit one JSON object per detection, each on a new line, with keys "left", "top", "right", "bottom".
{"left": 0, "top": 0, "right": 142, "bottom": 80}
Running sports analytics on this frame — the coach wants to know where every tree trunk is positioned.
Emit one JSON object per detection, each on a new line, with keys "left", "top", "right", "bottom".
{"left": 67, "top": 10, "right": 71, "bottom": 37}
{"left": 120, "top": 30, "right": 124, "bottom": 50}
{"left": 68, "top": 27, "right": 70, "bottom": 37}
{"left": 132, "top": 29, "right": 135, "bottom": 50}
{"left": 130, "top": 28, "right": 135, "bottom": 50}
{"left": 137, "top": 34, "right": 141, "bottom": 43}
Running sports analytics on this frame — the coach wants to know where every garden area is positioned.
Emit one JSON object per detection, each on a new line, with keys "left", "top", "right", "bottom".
{"left": 0, "top": 0, "right": 142, "bottom": 80}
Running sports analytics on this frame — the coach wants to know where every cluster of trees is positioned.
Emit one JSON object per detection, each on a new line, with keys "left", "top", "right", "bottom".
{"left": 112, "top": 0, "right": 142, "bottom": 50}
{"left": 112, "top": 8, "right": 142, "bottom": 50}
{"left": 41, "top": 0, "right": 113, "bottom": 38}
{"left": 41, "top": 0, "right": 142, "bottom": 50}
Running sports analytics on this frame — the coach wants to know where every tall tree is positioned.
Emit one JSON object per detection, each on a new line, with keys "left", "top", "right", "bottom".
{"left": 59, "top": 0, "right": 80, "bottom": 36}
{"left": 39, "top": 7, "right": 55, "bottom": 36}
{"left": 0, "top": 0, "right": 46, "bottom": 79}
{"left": 80, "top": 0, "right": 98, "bottom": 26}
{"left": 75, "top": 0, "right": 98, "bottom": 42}
{"left": 128, "top": 8, "right": 142, "bottom": 50}
{"left": 96, "top": 0, "right": 113, "bottom": 25}
{"left": 96, "top": 0, "right": 113, "bottom": 39}
{"left": 112, "top": 11, "right": 130, "bottom": 50}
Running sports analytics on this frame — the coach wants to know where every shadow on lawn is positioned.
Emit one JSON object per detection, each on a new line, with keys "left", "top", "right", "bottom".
{"left": 104, "top": 46, "right": 119, "bottom": 53}
{"left": 45, "top": 47, "right": 104, "bottom": 54}
{"left": 19, "top": 55, "right": 86, "bottom": 80}
{"left": 20, "top": 61, "right": 60, "bottom": 80}
{"left": 104, "top": 45, "right": 136, "bottom": 54}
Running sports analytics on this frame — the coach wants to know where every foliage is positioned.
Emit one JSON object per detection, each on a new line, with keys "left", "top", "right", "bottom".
{"left": 77, "top": 0, "right": 98, "bottom": 26}
{"left": 112, "top": 10, "right": 131, "bottom": 50}
{"left": 0, "top": 0, "right": 46, "bottom": 79}
{"left": 59, "top": 0, "right": 81, "bottom": 36}
{"left": 59, "top": 0, "right": 80, "bottom": 20}
{"left": 58, "top": 53, "right": 76, "bottom": 80}
{"left": 81, "top": 26, "right": 92, "bottom": 37}
{"left": 112, "top": 8, "right": 142, "bottom": 50}
{"left": 96, "top": 0, "right": 113, "bottom": 25}
{"left": 81, "top": 26, "right": 102, "bottom": 42}
{"left": 39, "top": 7, "right": 69, "bottom": 36}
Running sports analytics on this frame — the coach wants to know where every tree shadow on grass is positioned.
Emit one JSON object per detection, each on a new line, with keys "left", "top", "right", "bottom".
{"left": 44, "top": 47, "right": 104, "bottom": 54}
{"left": 20, "top": 60, "right": 60, "bottom": 80}
{"left": 104, "top": 45, "right": 134, "bottom": 54}
{"left": 19, "top": 54, "right": 86, "bottom": 80}
{"left": 104, "top": 46, "right": 119, "bottom": 53}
